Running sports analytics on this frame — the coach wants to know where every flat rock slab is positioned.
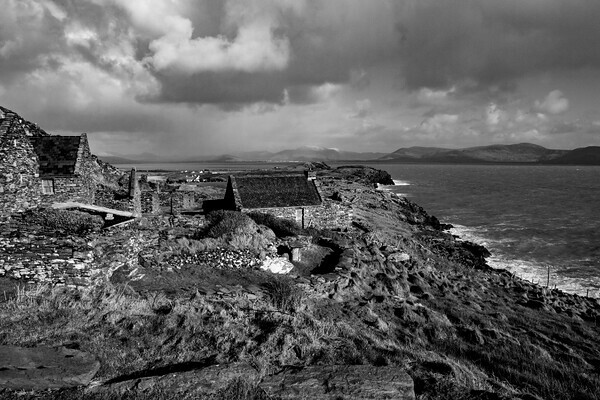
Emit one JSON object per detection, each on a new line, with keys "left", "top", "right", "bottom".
{"left": 0, "top": 345, "right": 100, "bottom": 390}
{"left": 87, "top": 362, "right": 259, "bottom": 397}
{"left": 260, "top": 365, "right": 415, "bottom": 400}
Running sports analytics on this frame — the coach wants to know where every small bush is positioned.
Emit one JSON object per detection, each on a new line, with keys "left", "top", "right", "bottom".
{"left": 247, "top": 212, "right": 303, "bottom": 237}
{"left": 22, "top": 208, "right": 104, "bottom": 233}
{"left": 205, "top": 210, "right": 254, "bottom": 238}
{"left": 174, "top": 237, "right": 221, "bottom": 254}
{"left": 263, "top": 276, "right": 304, "bottom": 313}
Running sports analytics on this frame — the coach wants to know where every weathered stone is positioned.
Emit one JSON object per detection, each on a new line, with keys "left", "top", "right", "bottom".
{"left": 260, "top": 365, "right": 415, "bottom": 400}
{"left": 0, "top": 345, "right": 100, "bottom": 389}
{"left": 388, "top": 252, "right": 410, "bottom": 263}
{"left": 87, "top": 362, "right": 259, "bottom": 397}
{"left": 261, "top": 256, "right": 295, "bottom": 274}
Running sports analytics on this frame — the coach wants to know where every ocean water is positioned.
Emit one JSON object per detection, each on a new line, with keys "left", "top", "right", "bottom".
{"left": 366, "top": 163, "right": 600, "bottom": 297}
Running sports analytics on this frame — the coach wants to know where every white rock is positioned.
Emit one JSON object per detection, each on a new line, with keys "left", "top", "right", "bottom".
{"left": 260, "top": 257, "right": 294, "bottom": 274}
{"left": 388, "top": 252, "right": 410, "bottom": 263}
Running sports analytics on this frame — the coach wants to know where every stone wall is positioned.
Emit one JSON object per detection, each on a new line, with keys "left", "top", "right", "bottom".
{"left": 0, "top": 220, "right": 157, "bottom": 287}
{"left": 0, "top": 223, "right": 95, "bottom": 286}
{"left": 143, "top": 190, "right": 206, "bottom": 215}
{"left": 140, "top": 191, "right": 158, "bottom": 214}
{"left": 95, "top": 186, "right": 135, "bottom": 212}
{"left": 0, "top": 124, "right": 42, "bottom": 218}
{"left": 243, "top": 200, "right": 352, "bottom": 230}
{"left": 37, "top": 176, "right": 94, "bottom": 207}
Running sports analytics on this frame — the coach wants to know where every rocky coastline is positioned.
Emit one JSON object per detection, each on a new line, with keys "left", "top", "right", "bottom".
{"left": 0, "top": 165, "right": 599, "bottom": 400}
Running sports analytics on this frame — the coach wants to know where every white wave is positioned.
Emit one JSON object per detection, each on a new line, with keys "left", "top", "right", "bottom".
{"left": 449, "top": 224, "right": 600, "bottom": 298}
{"left": 393, "top": 179, "right": 411, "bottom": 186}
{"left": 489, "top": 256, "right": 600, "bottom": 298}
{"left": 449, "top": 224, "right": 489, "bottom": 244}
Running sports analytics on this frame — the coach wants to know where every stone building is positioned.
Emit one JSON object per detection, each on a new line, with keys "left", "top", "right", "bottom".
{"left": 1, "top": 106, "right": 48, "bottom": 217}
{"left": 29, "top": 133, "right": 97, "bottom": 206}
{"left": 1, "top": 106, "right": 119, "bottom": 219}
{"left": 224, "top": 172, "right": 323, "bottom": 228}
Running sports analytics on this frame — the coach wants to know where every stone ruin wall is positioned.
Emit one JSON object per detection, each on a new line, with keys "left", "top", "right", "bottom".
{"left": 141, "top": 191, "right": 206, "bottom": 215}
{"left": 0, "top": 221, "right": 96, "bottom": 286}
{"left": 94, "top": 187, "right": 135, "bottom": 212}
{"left": 242, "top": 200, "right": 353, "bottom": 231}
{"left": 0, "top": 132, "right": 42, "bottom": 220}
{"left": 38, "top": 176, "right": 95, "bottom": 207}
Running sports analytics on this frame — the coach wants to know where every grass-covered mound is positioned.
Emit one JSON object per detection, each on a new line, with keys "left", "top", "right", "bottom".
{"left": 21, "top": 208, "right": 103, "bottom": 234}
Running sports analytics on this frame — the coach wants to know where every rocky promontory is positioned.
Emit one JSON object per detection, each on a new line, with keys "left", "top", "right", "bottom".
{"left": 0, "top": 165, "right": 599, "bottom": 400}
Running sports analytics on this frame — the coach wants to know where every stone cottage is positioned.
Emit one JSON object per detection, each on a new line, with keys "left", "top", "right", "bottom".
{"left": 29, "top": 133, "right": 97, "bottom": 206}
{"left": 1, "top": 106, "right": 117, "bottom": 218}
{"left": 224, "top": 172, "right": 323, "bottom": 228}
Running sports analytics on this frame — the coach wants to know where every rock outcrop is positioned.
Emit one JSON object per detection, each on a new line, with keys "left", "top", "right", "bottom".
{"left": 260, "top": 365, "right": 415, "bottom": 399}
{"left": 0, "top": 346, "right": 99, "bottom": 390}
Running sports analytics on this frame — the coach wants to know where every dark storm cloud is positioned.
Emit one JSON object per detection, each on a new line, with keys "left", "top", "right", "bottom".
{"left": 137, "top": 0, "right": 399, "bottom": 105}
{"left": 394, "top": 0, "right": 600, "bottom": 90}
{"left": 153, "top": 70, "right": 287, "bottom": 106}
{"left": 0, "top": 1, "right": 65, "bottom": 82}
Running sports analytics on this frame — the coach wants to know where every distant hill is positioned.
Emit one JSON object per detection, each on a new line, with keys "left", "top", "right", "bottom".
{"left": 381, "top": 143, "right": 576, "bottom": 164}
{"left": 230, "top": 146, "right": 387, "bottom": 162}
{"left": 97, "top": 155, "right": 139, "bottom": 164}
{"left": 101, "top": 144, "right": 600, "bottom": 165}
{"left": 545, "top": 146, "right": 600, "bottom": 165}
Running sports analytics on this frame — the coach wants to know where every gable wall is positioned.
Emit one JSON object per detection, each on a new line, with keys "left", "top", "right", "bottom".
{"left": 0, "top": 123, "right": 42, "bottom": 219}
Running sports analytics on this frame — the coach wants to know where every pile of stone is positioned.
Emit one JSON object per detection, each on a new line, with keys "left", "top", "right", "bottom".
{"left": 167, "top": 248, "right": 261, "bottom": 270}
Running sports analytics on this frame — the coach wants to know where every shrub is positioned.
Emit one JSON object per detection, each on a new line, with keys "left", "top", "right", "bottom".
{"left": 247, "top": 212, "right": 303, "bottom": 237}
{"left": 262, "top": 276, "right": 304, "bottom": 313}
{"left": 22, "top": 208, "right": 104, "bottom": 233}
{"left": 205, "top": 210, "right": 254, "bottom": 238}
{"left": 174, "top": 237, "right": 221, "bottom": 254}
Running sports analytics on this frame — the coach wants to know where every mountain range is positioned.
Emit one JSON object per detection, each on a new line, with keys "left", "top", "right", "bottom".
{"left": 379, "top": 143, "right": 600, "bottom": 164}
{"left": 100, "top": 144, "right": 600, "bottom": 165}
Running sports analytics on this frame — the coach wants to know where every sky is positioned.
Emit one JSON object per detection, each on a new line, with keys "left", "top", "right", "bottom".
{"left": 2, "top": 0, "right": 600, "bottom": 158}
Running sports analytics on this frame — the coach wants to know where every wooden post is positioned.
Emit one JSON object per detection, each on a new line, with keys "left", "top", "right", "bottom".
{"left": 546, "top": 266, "right": 550, "bottom": 288}
{"left": 586, "top": 289, "right": 589, "bottom": 298}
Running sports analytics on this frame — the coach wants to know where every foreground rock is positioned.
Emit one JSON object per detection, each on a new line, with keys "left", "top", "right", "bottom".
{"left": 0, "top": 346, "right": 100, "bottom": 390}
{"left": 260, "top": 365, "right": 415, "bottom": 400}
{"left": 87, "top": 362, "right": 259, "bottom": 398}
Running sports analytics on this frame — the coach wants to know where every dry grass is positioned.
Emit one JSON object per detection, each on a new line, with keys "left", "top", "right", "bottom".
{"left": 2, "top": 277, "right": 598, "bottom": 400}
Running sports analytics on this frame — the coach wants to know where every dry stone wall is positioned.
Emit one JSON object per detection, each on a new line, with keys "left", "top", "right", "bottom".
{"left": 0, "top": 125, "right": 42, "bottom": 218}
{"left": 94, "top": 187, "right": 135, "bottom": 212}
{"left": 243, "top": 200, "right": 353, "bottom": 230}
{"left": 0, "top": 222, "right": 95, "bottom": 286}
{"left": 38, "top": 176, "right": 95, "bottom": 207}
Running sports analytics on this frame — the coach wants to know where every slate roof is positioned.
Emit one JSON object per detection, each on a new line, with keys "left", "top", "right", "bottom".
{"left": 29, "top": 136, "right": 82, "bottom": 176}
{"left": 231, "top": 174, "right": 322, "bottom": 209}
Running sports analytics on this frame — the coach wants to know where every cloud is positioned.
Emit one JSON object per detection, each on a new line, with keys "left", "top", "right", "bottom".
{"left": 394, "top": 0, "right": 600, "bottom": 90}
{"left": 123, "top": 0, "right": 300, "bottom": 75}
{"left": 420, "top": 113, "right": 459, "bottom": 133}
{"left": 135, "top": 0, "right": 399, "bottom": 105}
{"left": 486, "top": 103, "right": 506, "bottom": 126}
{"left": 417, "top": 87, "right": 455, "bottom": 104}
{"left": 350, "top": 99, "right": 372, "bottom": 119}
{"left": 534, "top": 90, "right": 570, "bottom": 114}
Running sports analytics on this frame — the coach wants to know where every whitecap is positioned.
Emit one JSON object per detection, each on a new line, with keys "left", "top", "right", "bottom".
{"left": 489, "top": 256, "right": 600, "bottom": 298}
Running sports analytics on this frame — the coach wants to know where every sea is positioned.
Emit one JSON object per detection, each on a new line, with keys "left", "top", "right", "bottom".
{"left": 116, "top": 162, "right": 600, "bottom": 297}
{"left": 369, "top": 163, "right": 600, "bottom": 298}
